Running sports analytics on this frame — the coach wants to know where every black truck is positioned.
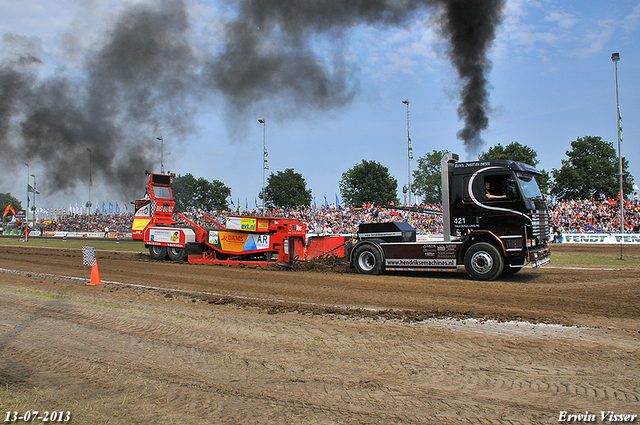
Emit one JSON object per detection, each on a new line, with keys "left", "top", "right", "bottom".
{"left": 350, "top": 152, "right": 551, "bottom": 280}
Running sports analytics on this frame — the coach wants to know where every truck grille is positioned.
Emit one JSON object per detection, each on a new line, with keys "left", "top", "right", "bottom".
{"left": 531, "top": 209, "right": 550, "bottom": 241}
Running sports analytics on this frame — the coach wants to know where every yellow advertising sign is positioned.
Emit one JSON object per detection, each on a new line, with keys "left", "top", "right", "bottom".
{"left": 257, "top": 219, "right": 269, "bottom": 231}
{"left": 132, "top": 217, "right": 152, "bottom": 231}
{"left": 219, "top": 231, "right": 249, "bottom": 252}
{"left": 240, "top": 217, "right": 256, "bottom": 231}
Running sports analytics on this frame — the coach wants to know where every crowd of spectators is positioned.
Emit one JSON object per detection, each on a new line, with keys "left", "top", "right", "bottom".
{"left": 179, "top": 204, "right": 444, "bottom": 235}
{"left": 38, "top": 213, "right": 133, "bottom": 234}
{"left": 29, "top": 197, "right": 640, "bottom": 236}
{"left": 549, "top": 198, "right": 640, "bottom": 234}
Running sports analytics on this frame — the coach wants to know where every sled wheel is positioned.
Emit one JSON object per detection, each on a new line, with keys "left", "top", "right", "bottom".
{"left": 167, "top": 247, "right": 186, "bottom": 261}
{"left": 149, "top": 245, "right": 168, "bottom": 261}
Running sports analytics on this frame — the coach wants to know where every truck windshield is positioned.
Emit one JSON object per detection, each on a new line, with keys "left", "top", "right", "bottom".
{"left": 152, "top": 185, "right": 172, "bottom": 199}
{"left": 516, "top": 173, "right": 543, "bottom": 199}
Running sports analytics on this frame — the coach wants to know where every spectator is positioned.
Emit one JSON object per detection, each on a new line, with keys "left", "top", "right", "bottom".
{"left": 42, "top": 195, "right": 640, "bottom": 238}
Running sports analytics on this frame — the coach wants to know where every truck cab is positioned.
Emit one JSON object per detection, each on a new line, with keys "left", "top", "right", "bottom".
{"left": 444, "top": 155, "right": 550, "bottom": 275}
{"left": 131, "top": 172, "right": 176, "bottom": 240}
{"left": 350, "top": 153, "right": 550, "bottom": 280}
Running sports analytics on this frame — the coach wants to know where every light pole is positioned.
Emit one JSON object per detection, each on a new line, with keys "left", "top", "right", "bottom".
{"left": 612, "top": 52, "right": 624, "bottom": 258}
{"left": 87, "top": 148, "right": 92, "bottom": 213}
{"left": 258, "top": 118, "right": 267, "bottom": 209}
{"left": 402, "top": 99, "right": 412, "bottom": 206}
{"left": 24, "top": 163, "right": 29, "bottom": 223}
{"left": 156, "top": 136, "right": 164, "bottom": 173}
{"left": 30, "top": 174, "right": 36, "bottom": 224}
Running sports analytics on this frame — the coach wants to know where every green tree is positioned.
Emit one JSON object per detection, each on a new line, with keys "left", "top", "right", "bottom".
{"left": 195, "top": 178, "right": 232, "bottom": 211}
{"left": 264, "top": 168, "right": 312, "bottom": 208}
{"left": 339, "top": 160, "right": 398, "bottom": 206}
{"left": 479, "top": 141, "right": 551, "bottom": 194}
{"left": 552, "top": 136, "right": 633, "bottom": 200}
{"left": 171, "top": 174, "right": 198, "bottom": 212}
{"left": 1, "top": 193, "right": 23, "bottom": 221}
{"left": 479, "top": 141, "right": 539, "bottom": 165}
{"left": 171, "top": 174, "right": 231, "bottom": 211}
{"left": 412, "top": 149, "right": 450, "bottom": 204}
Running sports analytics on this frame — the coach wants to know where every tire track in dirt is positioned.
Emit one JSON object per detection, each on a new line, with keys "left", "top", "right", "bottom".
{"left": 3, "top": 284, "right": 638, "bottom": 424}
{"left": 1, "top": 244, "right": 639, "bottom": 424}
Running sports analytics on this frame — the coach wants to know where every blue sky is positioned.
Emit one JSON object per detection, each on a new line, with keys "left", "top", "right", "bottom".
{"left": 1, "top": 0, "right": 639, "bottom": 211}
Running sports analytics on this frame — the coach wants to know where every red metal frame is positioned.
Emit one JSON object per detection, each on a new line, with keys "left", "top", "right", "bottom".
{"left": 133, "top": 172, "right": 349, "bottom": 266}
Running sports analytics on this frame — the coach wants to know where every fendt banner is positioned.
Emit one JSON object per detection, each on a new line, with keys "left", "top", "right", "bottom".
{"left": 560, "top": 233, "right": 640, "bottom": 244}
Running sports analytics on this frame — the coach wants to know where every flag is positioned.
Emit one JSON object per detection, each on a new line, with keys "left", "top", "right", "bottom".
{"left": 102, "top": 202, "right": 106, "bottom": 213}
{"left": 82, "top": 246, "right": 96, "bottom": 267}
{"left": 229, "top": 197, "right": 235, "bottom": 208}
{"left": 618, "top": 108, "right": 623, "bottom": 143}
{"left": 109, "top": 202, "right": 113, "bottom": 214}
{"left": 335, "top": 194, "right": 340, "bottom": 208}
{"left": 246, "top": 198, "right": 248, "bottom": 209}
{"left": 324, "top": 194, "right": 329, "bottom": 207}
{"left": 313, "top": 196, "right": 316, "bottom": 208}
{"left": 263, "top": 147, "right": 269, "bottom": 170}
{"left": 408, "top": 136, "right": 413, "bottom": 160}
{"left": 27, "top": 184, "right": 39, "bottom": 194}
{"left": 115, "top": 202, "right": 120, "bottom": 214}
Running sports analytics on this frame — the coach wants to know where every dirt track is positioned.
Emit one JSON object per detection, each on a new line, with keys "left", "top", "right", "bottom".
{"left": 0, "top": 243, "right": 639, "bottom": 424}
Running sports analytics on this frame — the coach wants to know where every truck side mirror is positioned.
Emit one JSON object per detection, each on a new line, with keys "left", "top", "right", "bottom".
{"left": 507, "top": 178, "right": 517, "bottom": 199}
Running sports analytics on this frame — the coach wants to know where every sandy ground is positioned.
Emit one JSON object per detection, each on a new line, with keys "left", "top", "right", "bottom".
{"left": 0, "top": 243, "right": 638, "bottom": 424}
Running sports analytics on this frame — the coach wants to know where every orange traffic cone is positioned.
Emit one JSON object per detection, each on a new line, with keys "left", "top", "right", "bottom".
{"left": 86, "top": 261, "right": 103, "bottom": 286}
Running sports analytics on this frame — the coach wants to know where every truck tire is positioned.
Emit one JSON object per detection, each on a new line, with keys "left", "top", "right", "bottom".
{"left": 149, "top": 245, "right": 168, "bottom": 261}
{"left": 167, "top": 246, "right": 186, "bottom": 261}
{"left": 353, "top": 244, "right": 384, "bottom": 275}
{"left": 464, "top": 242, "right": 504, "bottom": 281}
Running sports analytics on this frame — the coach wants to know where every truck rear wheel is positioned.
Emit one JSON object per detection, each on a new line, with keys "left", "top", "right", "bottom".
{"left": 149, "top": 245, "right": 168, "bottom": 261}
{"left": 353, "top": 245, "right": 383, "bottom": 275}
{"left": 464, "top": 242, "right": 504, "bottom": 281}
{"left": 167, "top": 247, "right": 186, "bottom": 261}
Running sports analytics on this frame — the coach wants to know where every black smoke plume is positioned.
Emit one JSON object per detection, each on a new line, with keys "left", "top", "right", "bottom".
{"left": 210, "top": 0, "right": 505, "bottom": 152}
{"left": 0, "top": 0, "right": 505, "bottom": 201}
{"left": 1, "top": 0, "right": 201, "bottom": 200}
{"left": 438, "top": 0, "right": 506, "bottom": 154}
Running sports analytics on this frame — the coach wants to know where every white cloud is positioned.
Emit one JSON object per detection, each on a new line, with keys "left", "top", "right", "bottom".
{"left": 355, "top": 19, "right": 440, "bottom": 82}
{"left": 545, "top": 10, "right": 578, "bottom": 29}
{"left": 573, "top": 17, "right": 616, "bottom": 58}
{"left": 621, "top": 2, "right": 640, "bottom": 34}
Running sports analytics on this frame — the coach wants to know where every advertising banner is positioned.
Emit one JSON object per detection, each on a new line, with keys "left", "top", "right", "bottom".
{"left": 560, "top": 233, "right": 640, "bottom": 244}
{"left": 132, "top": 217, "right": 152, "bottom": 232}
{"left": 208, "top": 231, "right": 270, "bottom": 253}
{"left": 148, "top": 228, "right": 184, "bottom": 245}
{"left": 226, "top": 217, "right": 270, "bottom": 232}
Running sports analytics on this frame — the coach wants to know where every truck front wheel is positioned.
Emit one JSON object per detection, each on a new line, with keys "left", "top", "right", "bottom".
{"left": 149, "top": 245, "right": 168, "bottom": 261}
{"left": 353, "top": 245, "right": 383, "bottom": 275}
{"left": 464, "top": 242, "right": 504, "bottom": 281}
